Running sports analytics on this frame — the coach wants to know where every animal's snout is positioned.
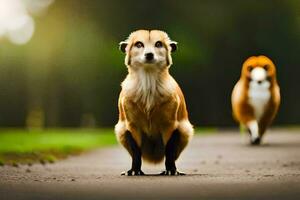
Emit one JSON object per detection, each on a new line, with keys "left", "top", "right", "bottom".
{"left": 145, "top": 53, "right": 154, "bottom": 61}
{"left": 257, "top": 80, "right": 263, "bottom": 84}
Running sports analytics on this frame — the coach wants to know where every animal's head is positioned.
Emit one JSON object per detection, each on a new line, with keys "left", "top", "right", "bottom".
{"left": 119, "top": 30, "right": 177, "bottom": 71}
{"left": 241, "top": 55, "right": 277, "bottom": 85}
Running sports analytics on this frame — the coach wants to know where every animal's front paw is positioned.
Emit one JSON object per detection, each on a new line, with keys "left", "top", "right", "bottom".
{"left": 121, "top": 169, "right": 145, "bottom": 176}
{"left": 160, "top": 170, "right": 185, "bottom": 176}
{"left": 251, "top": 137, "right": 261, "bottom": 145}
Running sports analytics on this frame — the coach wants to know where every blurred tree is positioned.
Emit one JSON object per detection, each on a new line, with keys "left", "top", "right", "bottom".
{"left": 0, "top": 0, "right": 299, "bottom": 127}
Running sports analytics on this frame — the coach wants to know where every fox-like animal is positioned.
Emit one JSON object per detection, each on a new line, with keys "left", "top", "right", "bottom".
{"left": 232, "top": 55, "right": 280, "bottom": 145}
{"left": 115, "top": 30, "right": 193, "bottom": 175}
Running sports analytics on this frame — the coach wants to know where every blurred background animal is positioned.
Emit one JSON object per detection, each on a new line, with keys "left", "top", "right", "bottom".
{"left": 231, "top": 56, "right": 280, "bottom": 145}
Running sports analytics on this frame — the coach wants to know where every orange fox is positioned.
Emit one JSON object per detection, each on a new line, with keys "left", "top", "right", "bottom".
{"left": 232, "top": 56, "right": 280, "bottom": 145}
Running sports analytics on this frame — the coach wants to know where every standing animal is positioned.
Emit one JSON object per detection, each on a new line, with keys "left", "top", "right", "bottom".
{"left": 231, "top": 55, "right": 280, "bottom": 145}
{"left": 115, "top": 30, "right": 193, "bottom": 175}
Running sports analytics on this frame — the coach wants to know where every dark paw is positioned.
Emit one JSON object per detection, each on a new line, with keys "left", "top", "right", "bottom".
{"left": 121, "top": 169, "right": 145, "bottom": 176}
{"left": 160, "top": 170, "right": 185, "bottom": 176}
{"left": 251, "top": 137, "right": 261, "bottom": 145}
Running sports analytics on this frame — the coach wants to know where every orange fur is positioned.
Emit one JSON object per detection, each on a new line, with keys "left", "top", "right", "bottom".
{"left": 115, "top": 30, "right": 193, "bottom": 163}
{"left": 232, "top": 55, "right": 280, "bottom": 138}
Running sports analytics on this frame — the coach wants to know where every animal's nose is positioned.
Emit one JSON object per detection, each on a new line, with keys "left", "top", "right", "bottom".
{"left": 257, "top": 80, "right": 262, "bottom": 84}
{"left": 145, "top": 53, "right": 154, "bottom": 61}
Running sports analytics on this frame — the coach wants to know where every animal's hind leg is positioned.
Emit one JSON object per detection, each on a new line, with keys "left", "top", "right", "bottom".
{"left": 120, "top": 131, "right": 144, "bottom": 176}
{"left": 247, "top": 120, "right": 261, "bottom": 145}
{"left": 161, "top": 129, "right": 188, "bottom": 175}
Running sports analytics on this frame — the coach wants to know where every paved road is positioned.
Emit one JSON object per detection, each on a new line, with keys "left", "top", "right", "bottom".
{"left": 0, "top": 129, "right": 300, "bottom": 200}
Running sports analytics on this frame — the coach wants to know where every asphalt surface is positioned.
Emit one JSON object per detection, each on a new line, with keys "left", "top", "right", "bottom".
{"left": 0, "top": 129, "right": 300, "bottom": 200}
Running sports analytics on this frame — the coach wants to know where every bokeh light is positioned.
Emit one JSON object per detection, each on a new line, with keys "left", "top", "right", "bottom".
{"left": 0, "top": 0, "right": 54, "bottom": 45}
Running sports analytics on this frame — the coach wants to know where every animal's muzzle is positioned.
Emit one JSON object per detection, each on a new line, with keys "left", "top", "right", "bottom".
{"left": 145, "top": 53, "right": 154, "bottom": 61}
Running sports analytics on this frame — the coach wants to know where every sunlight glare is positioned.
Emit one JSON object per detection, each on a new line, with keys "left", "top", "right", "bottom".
{"left": 0, "top": 0, "right": 54, "bottom": 45}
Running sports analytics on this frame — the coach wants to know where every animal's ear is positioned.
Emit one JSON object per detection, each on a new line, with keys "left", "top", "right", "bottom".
{"left": 170, "top": 41, "right": 177, "bottom": 53}
{"left": 119, "top": 41, "right": 128, "bottom": 53}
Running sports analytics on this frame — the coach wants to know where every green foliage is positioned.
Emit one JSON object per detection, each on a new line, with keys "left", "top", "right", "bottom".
{"left": 0, "top": 0, "right": 300, "bottom": 127}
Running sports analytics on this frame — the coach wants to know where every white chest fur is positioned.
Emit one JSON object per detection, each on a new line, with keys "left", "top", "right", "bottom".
{"left": 248, "top": 81, "right": 271, "bottom": 120}
{"left": 122, "top": 70, "right": 176, "bottom": 113}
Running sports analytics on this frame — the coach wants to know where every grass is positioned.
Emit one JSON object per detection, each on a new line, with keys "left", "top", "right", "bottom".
{"left": 0, "top": 129, "right": 117, "bottom": 165}
{"left": 194, "top": 127, "right": 217, "bottom": 134}
{"left": 0, "top": 127, "right": 217, "bottom": 165}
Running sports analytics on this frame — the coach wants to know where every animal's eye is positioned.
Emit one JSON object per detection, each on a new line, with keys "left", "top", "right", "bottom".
{"left": 134, "top": 41, "right": 144, "bottom": 48}
{"left": 155, "top": 41, "right": 163, "bottom": 48}
{"left": 263, "top": 65, "right": 269, "bottom": 71}
{"left": 247, "top": 66, "right": 254, "bottom": 72}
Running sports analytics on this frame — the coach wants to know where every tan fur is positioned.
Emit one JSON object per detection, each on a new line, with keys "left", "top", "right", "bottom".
{"left": 115, "top": 30, "right": 193, "bottom": 163}
{"left": 232, "top": 55, "right": 280, "bottom": 137}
